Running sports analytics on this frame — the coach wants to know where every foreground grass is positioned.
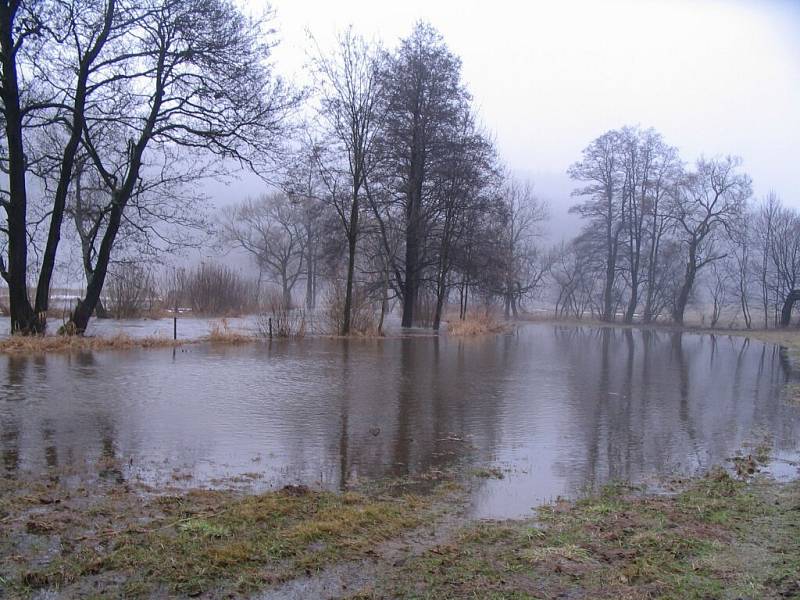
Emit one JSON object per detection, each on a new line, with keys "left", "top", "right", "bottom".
{"left": 359, "top": 470, "right": 800, "bottom": 599}
{"left": 0, "top": 479, "right": 430, "bottom": 598}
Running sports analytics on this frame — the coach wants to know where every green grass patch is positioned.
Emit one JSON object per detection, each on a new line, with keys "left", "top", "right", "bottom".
{"left": 3, "top": 484, "right": 429, "bottom": 598}
{"left": 364, "top": 471, "right": 800, "bottom": 599}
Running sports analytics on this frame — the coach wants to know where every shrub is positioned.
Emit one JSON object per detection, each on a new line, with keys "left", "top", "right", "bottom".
{"left": 323, "top": 279, "right": 377, "bottom": 335}
{"left": 107, "top": 263, "right": 157, "bottom": 318}
{"left": 257, "top": 290, "right": 306, "bottom": 338}
{"left": 179, "top": 263, "right": 258, "bottom": 316}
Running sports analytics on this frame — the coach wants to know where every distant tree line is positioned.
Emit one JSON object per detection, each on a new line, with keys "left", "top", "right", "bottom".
{"left": 557, "top": 125, "right": 799, "bottom": 328}
{"left": 222, "top": 23, "right": 549, "bottom": 334}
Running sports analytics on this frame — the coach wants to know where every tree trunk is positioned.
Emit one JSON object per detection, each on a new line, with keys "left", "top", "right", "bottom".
{"left": 0, "top": 6, "right": 39, "bottom": 334}
{"left": 282, "top": 278, "right": 291, "bottom": 309}
{"left": 432, "top": 278, "right": 446, "bottom": 331}
{"left": 624, "top": 269, "right": 639, "bottom": 323}
{"left": 780, "top": 290, "right": 800, "bottom": 327}
{"left": 602, "top": 242, "right": 617, "bottom": 322}
{"left": 341, "top": 190, "right": 359, "bottom": 335}
{"left": 70, "top": 200, "right": 125, "bottom": 334}
{"left": 377, "top": 266, "right": 388, "bottom": 336}
{"left": 401, "top": 217, "right": 418, "bottom": 328}
{"left": 672, "top": 245, "right": 697, "bottom": 325}
{"left": 306, "top": 244, "right": 314, "bottom": 310}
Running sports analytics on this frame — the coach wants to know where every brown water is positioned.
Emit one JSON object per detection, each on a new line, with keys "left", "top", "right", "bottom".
{"left": 1, "top": 324, "right": 798, "bottom": 518}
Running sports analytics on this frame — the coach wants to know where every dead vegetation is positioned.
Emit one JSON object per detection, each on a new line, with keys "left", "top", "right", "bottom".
{"left": 205, "top": 319, "right": 255, "bottom": 344}
{"left": 446, "top": 314, "right": 511, "bottom": 336}
{"left": 0, "top": 332, "right": 180, "bottom": 355}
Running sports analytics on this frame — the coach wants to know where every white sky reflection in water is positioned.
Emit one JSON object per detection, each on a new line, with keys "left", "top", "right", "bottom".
{"left": 1, "top": 324, "right": 798, "bottom": 518}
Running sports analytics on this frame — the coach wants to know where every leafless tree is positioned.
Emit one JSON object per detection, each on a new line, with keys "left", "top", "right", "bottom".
{"left": 427, "top": 112, "right": 498, "bottom": 329}
{"left": 222, "top": 192, "right": 306, "bottom": 308}
{"left": 568, "top": 130, "right": 625, "bottom": 322}
{"left": 752, "top": 194, "right": 781, "bottom": 327}
{"left": 62, "top": 0, "right": 298, "bottom": 333}
{"left": 667, "top": 156, "right": 751, "bottom": 324}
{"left": 495, "top": 178, "right": 549, "bottom": 319}
{"left": 377, "top": 22, "right": 472, "bottom": 327}
{"left": 0, "top": 0, "right": 118, "bottom": 333}
{"left": 766, "top": 200, "right": 800, "bottom": 326}
{"left": 308, "top": 27, "right": 383, "bottom": 334}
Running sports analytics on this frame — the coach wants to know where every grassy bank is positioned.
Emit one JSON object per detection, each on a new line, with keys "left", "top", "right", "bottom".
{"left": 0, "top": 476, "right": 444, "bottom": 598}
{"left": 0, "top": 327, "right": 261, "bottom": 355}
{"left": 0, "top": 332, "right": 184, "bottom": 354}
{"left": 360, "top": 470, "right": 800, "bottom": 599}
{"left": 2, "top": 469, "right": 797, "bottom": 599}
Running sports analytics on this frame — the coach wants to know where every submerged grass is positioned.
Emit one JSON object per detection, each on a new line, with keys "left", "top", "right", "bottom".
{"left": 1, "top": 480, "right": 429, "bottom": 598}
{"left": 361, "top": 470, "right": 800, "bottom": 599}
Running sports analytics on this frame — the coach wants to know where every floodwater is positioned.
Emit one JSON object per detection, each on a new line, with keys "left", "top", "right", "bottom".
{"left": 1, "top": 324, "right": 798, "bottom": 518}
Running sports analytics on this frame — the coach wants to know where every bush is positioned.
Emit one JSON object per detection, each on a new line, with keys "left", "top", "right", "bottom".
{"left": 179, "top": 263, "right": 258, "bottom": 316}
{"left": 257, "top": 290, "right": 306, "bottom": 338}
{"left": 107, "top": 263, "right": 157, "bottom": 318}
{"left": 323, "top": 279, "right": 377, "bottom": 335}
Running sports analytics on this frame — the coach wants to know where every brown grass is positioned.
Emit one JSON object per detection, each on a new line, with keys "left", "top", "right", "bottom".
{"left": 447, "top": 314, "right": 511, "bottom": 336}
{"left": 1, "top": 477, "right": 432, "bottom": 598}
{"left": 0, "top": 332, "right": 180, "bottom": 354}
{"left": 205, "top": 319, "right": 255, "bottom": 344}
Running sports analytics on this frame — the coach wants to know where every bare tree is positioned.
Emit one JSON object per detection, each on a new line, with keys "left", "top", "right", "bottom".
{"left": 727, "top": 213, "right": 752, "bottom": 328}
{"left": 496, "top": 178, "right": 549, "bottom": 319}
{"left": 377, "top": 22, "right": 471, "bottom": 327}
{"left": 619, "top": 127, "right": 681, "bottom": 323}
{"left": 0, "top": 0, "right": 118, "bottom": 333}
{"left": 668, "top": 156, "right": 751, "bottom": 324}
{"left": 568, "top": 130, "right": 625, "bottom": 322}
{"left": 428, "top": 112, "right": 498, "bottom": 329}
{"left": 64, "top": 0, "right": 298, "bottom": 333}
{"left": 753, "top": 193, "right": 781, "bottom": 327}
{"left": 767, "top": 201, "right": 800, "bottom": 327}
{"left": 222, "top": 193, "right": 306, "bottom": 307}
{"left": 308, "top": 27, "right": 383, "bottom": 334}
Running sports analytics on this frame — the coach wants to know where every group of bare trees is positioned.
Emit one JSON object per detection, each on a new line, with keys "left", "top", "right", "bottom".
{"left": 0, "top": 0, "right": 297, "bottom": 334}
{"left": 222, "top": 23, "right": 550, "bottom": 334}
{"left": 558, "top": 125, "right": 798, "bottom": 328}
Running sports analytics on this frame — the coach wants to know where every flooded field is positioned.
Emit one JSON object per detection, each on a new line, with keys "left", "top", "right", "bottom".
{"left": 1, "top": 324, "right": 798, "bottom": 518}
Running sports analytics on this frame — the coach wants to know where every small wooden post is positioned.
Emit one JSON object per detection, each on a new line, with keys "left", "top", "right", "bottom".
{"left": 173, "top": 290, "right": 178, "bottom": 341}
{"left": 268, "top": 317, "right": 272, "bottom": 339}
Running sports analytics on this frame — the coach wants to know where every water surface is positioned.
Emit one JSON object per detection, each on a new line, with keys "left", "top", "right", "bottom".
{"left": 1, "top": 324, "right": 798, "bottom": 518}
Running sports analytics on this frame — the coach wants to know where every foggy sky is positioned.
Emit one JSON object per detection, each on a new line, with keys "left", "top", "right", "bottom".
{"left": 213, "top": 0, "right": 800, "bottom": 244}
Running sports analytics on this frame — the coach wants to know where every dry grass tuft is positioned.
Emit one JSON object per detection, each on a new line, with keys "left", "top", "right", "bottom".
{"left": 447, "top": 314, "right": 511, "bottom": 336}
{"left": 205, "top": 319, "right": 254, "bottom": 344}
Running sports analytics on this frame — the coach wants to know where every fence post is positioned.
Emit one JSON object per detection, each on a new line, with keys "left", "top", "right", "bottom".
{"left": 268, "top": 317, "right": 273, "bottom": 339}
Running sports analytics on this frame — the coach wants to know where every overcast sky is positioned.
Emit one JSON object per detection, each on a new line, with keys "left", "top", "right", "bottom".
{"left": 218, "top": 0, "right": 800, "bottom": 242}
